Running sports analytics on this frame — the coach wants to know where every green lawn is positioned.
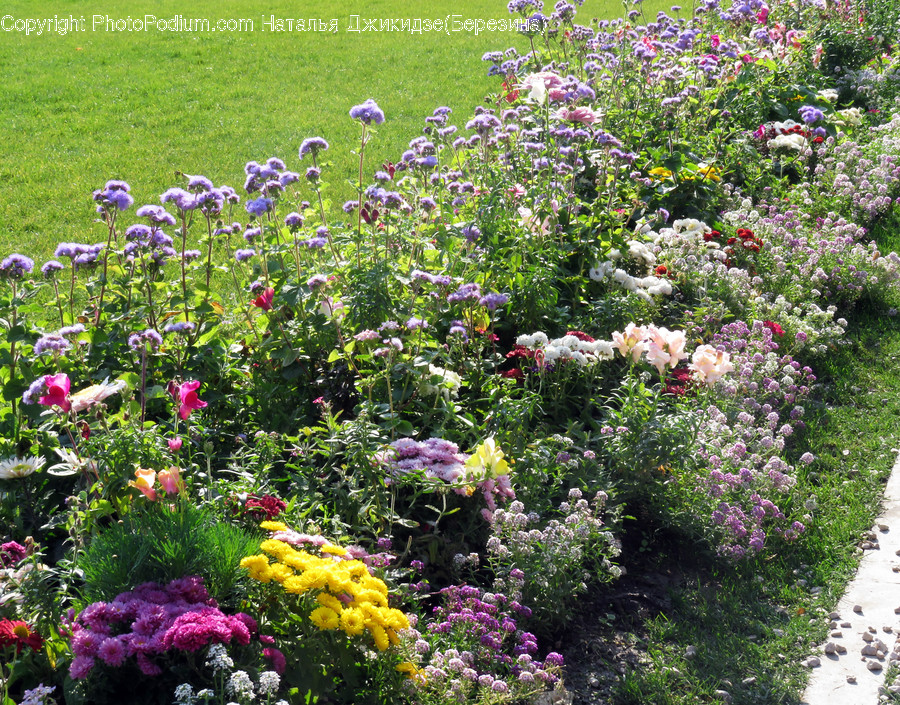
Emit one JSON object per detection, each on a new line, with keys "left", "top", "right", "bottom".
{"left": 0, "top": 0, "right": 669, "bottom": 260}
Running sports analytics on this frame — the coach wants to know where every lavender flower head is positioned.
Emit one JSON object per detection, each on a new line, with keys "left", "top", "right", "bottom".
{"left": 349, "top": 99, "right": 385, "bottom": 125}
{"left": 480, "top": 293, "right": 510, "bottom": 310}
{"left": 0, "top": 254, "right": 34, "bottom": 279}
{"left": 299, "top": 137, "right": 329, "bottom": 158}
{"left": 164, "top": 321, "right": 196, "bottom": 335}
{"left": 128, "top": 328, "right": 163, "bottom": 352}
{"left": 245, "top": 197, "right": 273, "bottom": 218}
{"left": 798, "top": 105, "right": 825, "bottom": 125}
{"left": 41, "top": 260, "right": 65, "bottom": 277}
{"left": 234, "top": 249, "right": 256, "bottom": 262}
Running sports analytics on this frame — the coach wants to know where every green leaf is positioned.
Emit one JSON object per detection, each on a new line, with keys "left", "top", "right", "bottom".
{"left": 327, "top": 349, "right": 341, "bottom": 363}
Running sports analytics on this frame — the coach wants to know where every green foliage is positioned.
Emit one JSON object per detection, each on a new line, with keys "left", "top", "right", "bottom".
{"left": 78, "top": 500, "right": 258, "bottom": 605}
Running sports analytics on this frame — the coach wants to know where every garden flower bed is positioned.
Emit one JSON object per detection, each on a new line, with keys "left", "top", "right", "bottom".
{"left": 1, "top": 0, "right": 900, "bottom": 702}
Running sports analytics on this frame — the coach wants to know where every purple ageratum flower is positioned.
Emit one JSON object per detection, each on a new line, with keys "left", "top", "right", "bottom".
{"left": 125, "top": 224, "right": 152, "bottom": 242}
{"left": 479, "top": 293, "right": 510, "bottom": 310}
{"left": 59, "top": 324, "right": 85, "bottom": 337}
{"left": 34, "top": 334, "right": 71, "bottom": 356}
{"left": 447, "top": 282, "right": 481, "bottom": 303}
{"left": 182, "top": 250, "right": 201, "bottom": 262}
{"left": 342, "top": 200, "right": 359, "bottom": 213}
{"left": 420, "top": 197, "right": 437, "bottom": 212}
{"left": 0, "top": 254, "right": 35, "bottom": 279}
{"left": 102, "top": 189, "right": 134, "bottom": 211}
{"left": 41, "top": 260, "right": 64, "bottom": 277}
{"left": 160, "top": 187, "right": 198, "bottom": 211}
{"left": 245, "top": 197, "right": 273, "bottom": 218}
{"left": 349, "top": 99, "right": 385, "bottom": 125}
{"left": 299, "top": 137, "right": 329, "bottom": 158}
{"left": 234, "top": 249, "right": 256, "bottom": 262}
{"left": 799, "top": 105, "right": 825, "bottom": 125}
{"left": 305, "top": 167, "right": 321, "bottom": 181}
{"left": 128, "top": 328, "right": 163, "bottom": 352}
{"left": 185, "top": 174, "right": 214, "bottom": 192}
{"left": 284, "top": 212, "right": 304, "bottom": 228}
{"left": 279, "top": 171, "right": 300, "bottom": 187}
{"left": 163, "top": 321, "right": 196, "bottom": 335}
{"left": 302, "top": 237, "right": 328, "bottom": 249}
{"left": 266, "top": 157, "right": 286, "bottom": 170}
{"left": 406, "top": 317, "right": 428, "bottom": 330}
{"left": 135, "top": 204, "right": 177, "bottom": 227}
{"left": 462, "top": 224, "right": 481, "bottom": 242}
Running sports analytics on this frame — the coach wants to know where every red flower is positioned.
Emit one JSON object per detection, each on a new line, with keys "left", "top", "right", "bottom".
{"left": 566, "top": 330, "right": 595, "bottom": 342}
{"left": 763, "top": 320, "right": 785, "bottom": 337}
{"left": 654, "top": 265, "right": 669, "bottom": 277}
{"left": 0, "top": 620, "right": 43, "bottom": 653}
{"left": 245, "top": 494, "right": 287, "bottom": 521}
{"left": 252, "top": 287, "right": 274, "bottom": 311}
{"left": 169, "top": 380, "right": 207, "bottom": 420}
{"left": 737, "top": 228, "right": 755, "bottom": 240}
{"left": 500, "top": 368, "right": 524, "bottom": 380}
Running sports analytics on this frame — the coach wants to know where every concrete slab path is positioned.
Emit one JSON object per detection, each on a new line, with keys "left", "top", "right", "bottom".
{"left": 801, "top": 452, "right": 900, "bottom": 704}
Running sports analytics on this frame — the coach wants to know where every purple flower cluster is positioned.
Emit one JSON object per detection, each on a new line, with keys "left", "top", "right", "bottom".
{"left": 377, "top": 437, "right": 470, "bottom": 488}
{"left": 690, "top": 319, "right": 816, "bottom": 557}
{"left": 54, "top": 243, "right": 104, "bottom": 270}
{"left": 68, "top": 576, "right": 258, "bottom": 679}
{"left": 349, "top": 99, "right": 385, "bottom": 125}
{"left": 243, "top": 157, "right": 298, "bottom": 197}
{"left": 93, "top": 180, "right": 133, "bottom": 212}
{"left": 403, "top": 583, "right": 562, "bottom": 701}
{"left": 0, "top": 254, "right": 35, "bottom": 279}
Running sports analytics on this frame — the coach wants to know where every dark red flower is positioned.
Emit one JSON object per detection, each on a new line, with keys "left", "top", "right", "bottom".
{"left": 654, "top": 265, "right": 669, "bottom": 277}
{"left": 245, "top": 494, "right": 287, "bottom": 521}
{"left": 566, "top": 330, "right": 595, "bottom": 342}
{"left": 500, "top": 368, "right": 524, "bottom": 380}
{"left": 763, "top": 320, "right": 785, "bottom": 337}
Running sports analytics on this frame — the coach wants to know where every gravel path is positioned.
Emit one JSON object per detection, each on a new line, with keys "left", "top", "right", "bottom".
{"left": 801, "top": 452, "right": 900, "bottom": 704}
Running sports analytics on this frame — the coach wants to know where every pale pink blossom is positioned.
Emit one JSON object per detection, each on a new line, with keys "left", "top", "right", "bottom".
{"left": 611, "top": 323, "right": 648, "bottom": 362}
{"left": 553, "top": 106, "right": 603, "bottom": 125}
{"left": 689, "top": 345, "right": 734, "bottom": 386}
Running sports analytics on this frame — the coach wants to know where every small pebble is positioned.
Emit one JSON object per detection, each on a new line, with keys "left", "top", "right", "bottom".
{"left": 854, "top": 605, "right": 864, "bottom": 613}
{"left": 863, "top": 632, "right": 875, "bottom": 642}
{"left": 685, "top": 646, "right": 697, "bottom": 658}
{"left": 831, "top": 631, "right": 843, "bottom": 638}
{"left": 742, "top": 677, "right": 757, "bottom": 686}
{"left": 884, "top": 626, "right": 894, "bottom": 633}
{"left": 862, "top": 644, "right": 880, "bottom": 656}
{"left": 589, "top": 677, "right": 600, "bottom": 689}
{"left": 842, "top": 622, "right": 852, "bottom": 628}
{"left": 836, "top": 644, "right": 848, "bottom": 654}
{"left": 889, "top": 685, "right": 900, "bottom": 694}
{"left": 805, "top": 656, "right": 821, "bottom": 668}
{"left": 847, "top": 675, "right": 857, "bottom": 684}
{"left": 824, "top": 643, "right": 838, "bottom": 655}
{"left": 829, "top": 612, "right": 841, "bottom": 620}
{"left": 879, "top": 523, "right": 889, "bottom": 532}
{"left": 713, "top": 690, "right": 731, "bottom": 703}
{"left": 868, "top": 660, "right": 883, "bottom": 672}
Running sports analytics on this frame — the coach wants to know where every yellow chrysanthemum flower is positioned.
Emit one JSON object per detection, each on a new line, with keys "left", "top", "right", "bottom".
{"left": 316, "top": 592, "right": 344, "bottom": 614}
{"left": 260, "top": 520, "right": 289, "bottom": 532}
{"left": 240, "top": 555, "right": 273, "bottom": 583}
{"left": 268, "top": 563, "right": 294, "bottom": 584}
{"left": 649, "top": 166, "right": 673, "bottom": 179}
{"left": 383, "top": 608, "right": 410, "bottom": 631}
{"left": 310, "top": 606, "right": 341, "bottom": 630}
{"left": 367, "top": 622, "right": 390, "bottom": 651}
{"left": 282, "top": 576, "right": 308, "bottom": 594}
{"left": 357, "top": 589, "right": 388, "bottom": 608}
{"left": 307, "top": 568, "right": 333, "bottom": 590}
{"left": 260, "top": 539, "right": 291, "bottom": 559}
{"left": 320, "top": 543, "right": 348, "bottom": 556}
{"left": 340, "top": 608, "right": 367, "bottom": 636}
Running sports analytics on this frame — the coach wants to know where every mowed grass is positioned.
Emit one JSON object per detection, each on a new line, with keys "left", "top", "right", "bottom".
{"left": 0, "top": 0, "right": 669, "bottom": 261}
